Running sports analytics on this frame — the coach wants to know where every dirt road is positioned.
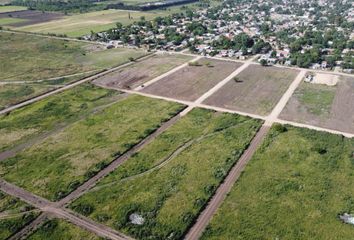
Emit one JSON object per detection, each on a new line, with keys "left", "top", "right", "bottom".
{"left": 184, "top": 124, "right": 270, "bottom": 240}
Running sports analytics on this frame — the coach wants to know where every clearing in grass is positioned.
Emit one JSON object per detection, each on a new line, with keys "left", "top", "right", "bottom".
{"left": 70, "top": 108, "right": 262, "bottom": 240}
{"left": 204, "top": 65, "right": 299, "bottom": 116}
{"left": 93, "top": 53, "right": 193, "bottom": 90}
{"left": 27, "top": 218, "right": 102, "bottom": 240}
{"left": 0, "top": 31, "right": 146, "bottom": 82}
{"left": 0, "top": 95, "right": 184, "bottom": 201}
{"left": 0, "top": 190, "right": 39, "bottom": 240}
{"left": 202, "top": 125, "right": 354, "bottom": 240}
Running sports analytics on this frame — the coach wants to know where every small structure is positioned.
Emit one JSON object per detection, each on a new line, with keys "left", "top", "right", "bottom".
{"left": 129, "top": 213, "right": 145, "bottom": 225}
{"left": 304, "top": 74, "right": 314, "bottom": 83}
{"left": 339, "top": 213, "right": 354, "bottom": 225}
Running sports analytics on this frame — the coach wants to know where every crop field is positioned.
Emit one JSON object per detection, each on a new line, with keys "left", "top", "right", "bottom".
{"left": 70, "top": 108, "right": 262, "bottom": 239}
{"left": 12, "top": 8, "right": 184, "bottom": 37}
{"left": 204, "top": 65, "right": 299, "bottom": 115}
{"left": 27, "top": 219, "right": 101, "bottom": 240}
{"left": 0, "top": 6, "right": 27, "bottom": 13}
{"left": 93, "top": 53, "right": 193, "bottom": 89}
{"left": 280, "top": 75, "right": 354, "bottom": 134}
{"left": 142, "top": 58, "right": 241, "bottom": 101}
{"left": 0, "top": 32, "right": 146, "bottom": 82}
{"left": 0, "top": 10, "right": 64, "bottom": 27}
{"left": 0, "top": 95, "right": 184, "bottom": 201}
{"left": 201, "top": 126, "right": 354, "bottom": 240}
{"left": 0, "top": 190, "right": 39, "bottom": 240}
{"left": 0, "top": 84, "right": 121, "bottom": 152}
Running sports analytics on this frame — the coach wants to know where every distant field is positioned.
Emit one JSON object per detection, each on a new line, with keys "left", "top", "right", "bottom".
{"left": 0, "top": 84, "right": 121, "bottom": 152}
{"left": 0, "top": 5, "right": 26, "bottom": 12}
{"left": 0, "top": 17, "right": 24, "bottom": 25}
{"left": 0, "top": 95, "right": 184, "bottom": 201}
{"left": 27, "top": 219, "right": 101, "bottom": 240}
{"left": 204, "top": 65, "right": 299, "bottom": 115}
{"left": 280, "top": 75, "right": 354, "bottom": 134}
{"left": 142, "top": 58, "right": 241, "bottom": 101}
{"left": 0, "top": 31, "right": 146, "bottom": 81}
{"left": 93, "top": 53, "right": 193, "bottom": 89}
{"left": 71, "top": 108, "right": 262, "bottom": 239}
{"left": 13, "top": 8, "right": 184, "bottom": 37}
{"left": 0, "top": 190, "right": 39, "bottom": 240}
{"left": 202, "top": 126, "right": 354, "bottom": 240}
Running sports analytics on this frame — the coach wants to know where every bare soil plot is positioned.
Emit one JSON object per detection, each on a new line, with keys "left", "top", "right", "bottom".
{"left": 0, "top": 10, "right": 63, "bottom": 27}
{"left": 280, "top": 75, "right": 354, "bottom": 134}
{"left": 203, "top": 65, "right": 299, "bottom": 115}
{"left": 93, "top": 53, "right": 193, "bottom": 89}
{"left": 141, "top": 58, "right": 241, "bottom": 101}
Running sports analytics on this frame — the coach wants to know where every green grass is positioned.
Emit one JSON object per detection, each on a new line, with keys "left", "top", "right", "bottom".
{"left": 202, "top": 126, "right": 354, "bottom": 240}
{"left": 297, "top": 82, "right": 336, "bottom": 116}
{"left": 0, "top": 190, "right": 39, "bottom": 240}
{"left": 0, "top": 6, "right": 27, "bottom": 13}
{"left": 0, "top": 17, "right": 25, "bottom": 25}
{"left": 0, "top": 83, "right": 120, "bottom": 152}
{"left": 27, "top": 218, "right": 102, "bottom": 240}
{"left": 0, "top": 95, "right": 184, "bottom": 201}
{"left": 0, "top": 31, "right": 146, "bottom": 81}
{"left": 70, "top": 108, "right": 262, "bottom": 239}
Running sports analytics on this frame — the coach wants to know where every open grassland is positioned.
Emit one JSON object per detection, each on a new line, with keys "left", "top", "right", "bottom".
{"left": 71, "top": 108, "right": 262, "bottom": 240}
{"left": 0, "top": 84, "right": 55, "bottom": 110}
{"left": 0, "top": 190, "right": 39, "bottom": 240}
{"left": 142, "top": 58, "right": 241, "bottom": 101}
{"left": 0, "top": 95, "right": 184, "bottom": 201}
{"left": 0, "top": 32, "right": 145, "bottom": 81}
{"left": 0, "top": 6, "right": 27, "bottom": 13}
{"left": 14, "top": 8, "right": 184, "bottom": 37}
{"left": 204, "top": 65, "right": 299, "bottom": 115}
{"left": 280, "top": 76, "right": 354, "bottom": 134}
{"left": 0, "top": 84, "right": 121, "bottom": 152}
{"left": 27, "top": 219, "right": 101, "bottom": 240}
{"left": 0, "top": 17, "right": 25, "bottom": 25}
{"left": 93, "top": 53, "right": 193, "bottom": 89}
{"left": 202, "top": 126, "right": 354, "bottom": 240}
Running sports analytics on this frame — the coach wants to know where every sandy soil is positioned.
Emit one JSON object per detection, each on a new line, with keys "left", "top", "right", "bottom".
{"left": 280, "top": 76, "right": 354, "bottom": 134}
{"left": 312, "top": 73, "right": 339, "bottom": 86}
{"left": 204, "top": 65, "right": 299, "bottom": 115}
{"left": 141, "top": 58, "right": 241, "bottom": 101}
{"left": 93, "top": 53, "right": 192, "bottom": 89}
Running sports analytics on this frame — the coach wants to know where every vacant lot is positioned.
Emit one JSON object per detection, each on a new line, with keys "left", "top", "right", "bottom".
{"left": 0, "top": 84, "right": 121, "bottom": 152}
{"left": 0, "top": 190, "right": 39, "bottom": 240}
{"left": 27, "top": 219, "right": 101, "bottom": 240}
{"left": 71, "top": 108, "right": 262, "bottom": 240}
{"left": 280, "top": 75, "right": 354, "bottom": 134}
{"left": 202, "top": 126, "right": 354, "bottom": 240}
{"left": 93, "top": 53, "right": 193, "bottom": 89}
{"left": 142, "top": 58, "right": 241, "bottom": 101}
{"left": 0, "top": 32, "right": 145, "bottom": 81}
{"left": 0, "top": 10, "right": 63, "bottom": 27}
{"left": 13, "top": 8, "right": 184, "bottom": 37}
{"left": 204, "top": 65, "right": 299, "bottom": 115}
{"left": 0, "top": 95, "right": 184, "bottom": 201}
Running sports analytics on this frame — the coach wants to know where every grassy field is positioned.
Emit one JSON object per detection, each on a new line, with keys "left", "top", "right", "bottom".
{"left": 27, "top": 219, "right": 102, "bottom": 240}
{"left": 0, "top": 6, "right": 27, "bottom": 13}
{"left": 15, "top": 7, "right": 185, "bottom": 37}
{"left": 0, "top": 31, "right": 146, "bottom": 81}
{"left": 0, "top": 190, "right": 39, "bottom": 240}
{"left": 0, "top": 17, "right": 25, "bottom": 25}
{"left": 0, "top": 84, "right": 121, "bottom": 152}
{"left": 202, "top": 126, "right": 354, "bottom": 240}
{"left": 0, "top": 95, "right": 184, "bottom": 201}
{"left": 71, "top": 108, "right": 262, "bottom": 239}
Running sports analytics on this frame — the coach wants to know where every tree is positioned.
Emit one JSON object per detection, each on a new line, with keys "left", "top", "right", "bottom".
{"left": 260, "top": 59, "right": 267, "bottom": 66}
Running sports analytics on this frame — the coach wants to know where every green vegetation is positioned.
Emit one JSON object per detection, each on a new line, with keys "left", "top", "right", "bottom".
{"left": 0, "top": 5, "right": 26, "bottom": 13}
{"left": 202, "top": 126, "right": 354, "bottom": 240}
{"left": 0, "top": 83, "right": 120, "bottom": 151}
{"left": 71, "top": 109, "right": 262, "bottom": 239}
{"left": 297, "top": 82, "right": 336, "bottom": 116}
{"left": 0, "top": 190, "right": 39, "bottom": 240}
{"left": 0, "top": 17, "right": 25, "bottom": 25}
{"left": 0, "top": 31, "right": 145, "bottom": 81}
{"left": 0, "top": 95, "right": 184, "bottom": 201}
{"left": 27, "top": 219, "right": 102, "bottom": 240}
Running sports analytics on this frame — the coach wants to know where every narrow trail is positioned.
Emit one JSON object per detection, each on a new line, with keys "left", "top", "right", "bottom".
{"left": 0, "top": 209, "right": 40, "bottom": 220}
{"left": 8, "top": 213, "right": 48, "bottom": 240}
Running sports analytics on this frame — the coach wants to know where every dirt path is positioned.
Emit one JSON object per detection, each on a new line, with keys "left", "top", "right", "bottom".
{"left": 184, "top": 124, "right": 270, "bottom": 240}
{"left": 8, "top": 213, "right": 48, "bottom": 240}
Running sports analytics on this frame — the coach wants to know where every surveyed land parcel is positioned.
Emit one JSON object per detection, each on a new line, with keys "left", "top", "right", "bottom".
{"left": 204, "top": 65, "right": 299, "bottom": 115}
{"left": 0, "top": 94, "right": 184, "bottom": 201}
{"left": 71, "top": 108, "right": 262, "bottom": 240}
{"left": 202, "top": 126, "right": 354, "bottom": 240}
